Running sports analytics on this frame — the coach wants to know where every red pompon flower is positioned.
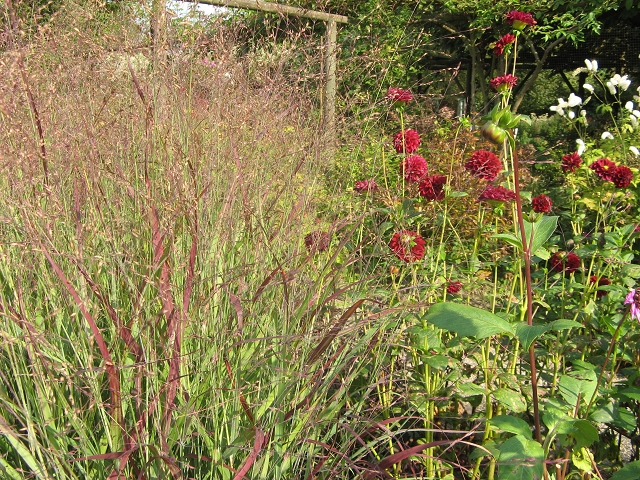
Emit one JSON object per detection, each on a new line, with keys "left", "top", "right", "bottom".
{"left": 478, "top": 185, "right": 516, "bottom": 203}
{"left": 447, "top": 281, "right": 462, "bottom": 294}
{"left": 393, "top": 129, "right": 421, "bottom": 154}
{"left": 389, "top": 230, "right": 426, "bottom": 262}
{"left": 402, "top": 155, "right": 428, "bottom": 182}
{"left": 494, "top": 33, "right": 516, "bottom": 56}
{"left": 304, "top": 231, "right": 330, "bottom": 253}
{"left": 465, "top": 150, "right": 503, "bottom": 181}
{"left": 532, "top": 194, "right": 553, "bottom": 213}
{"left": 561, "top": 152, "right": 582, "bottom": 173}
{"left": 550, "top": 251, "right": 580, "bottom": 274}
{"left": 612, "top": 165, "right": 633, "bottom": 188}
{"left": 386, "top": 87, "right": 413, "bottom": 104}
{"left": 354, "top": 179, "right": 378, "bottom": 193}
{"left": 590, "top": 275, "right": 611, "bottom": 298}
{"left": 506, "top": 10, "right": 537, "bottom": 30}
{"left": 419, "top": 174, "right": 447, "bottom": 200}
{"left": 590, "top": 158, "right": 617, "bottom": 181}
{"left": 489, "top": 74, "right": 518, "bottom": 92}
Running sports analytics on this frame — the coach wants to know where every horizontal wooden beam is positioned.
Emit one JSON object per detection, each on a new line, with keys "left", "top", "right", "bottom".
{"left": 182, "top": 0, "right": 348, "bottom": 23}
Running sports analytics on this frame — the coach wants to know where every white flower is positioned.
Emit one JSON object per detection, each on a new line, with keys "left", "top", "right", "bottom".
{"left": 606, "top": 81, "right": 617, "bottom": 95}
{"left": 567, "top": 93, "right": 582, "bottom": 107}
{"left": 619, "top": 75, "right": 632, "bottom": 91}
{"left": 630, "top": 146, "right": 640, "bottom": 156}
{"left": 549, "top": 105, "right": 565, "bottom": 116}
{"left": 633, "top": 110, "right": 640, "bottom": 118}
{"left": 568, "top": 111, "right": 576, "bottom": 119}
{"left": 557, "top": 98, "right": 569, "bottom": 108}
{"left": 630, "top": 115, "right": 638, "bottom": 129}
{"left": 585, "top": 59, "right": 598, "bottom": 72}
{"left": 576, "top": 138, "right": 586, "bottom": 155}
{"left": 583, "top": 83, "right": 594, "bottom": 93}
{"left": 626, "top": 101, "right": 635, "bottom": 111}
{"left": 601, "top": 131, "right": 614, "bottom": 140}
{"left": 580, "top": 110, "right": 587, "bottom": 117}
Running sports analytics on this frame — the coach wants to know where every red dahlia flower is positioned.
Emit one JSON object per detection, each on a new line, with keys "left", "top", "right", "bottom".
{"left": 561, "top": 152, "right": 582, "bottom": 173}
{"left": 304, "top": 231, "right": 330, "bottom": 253}
{"left": 478, "top": 185, "right": 516, "bottom": 203}
{"left": 447, "top": 281, "right": 462, "bottom": 294}
{"left": 386, "top": 87, "right": 413, "bottom": 104}
{"left": 494, "top": 33, "right": 516, "bottom": 56}
{"left": 393, "top": 129, "right": 421, "bottom": 154}
{"left": 389, "top": 230, "right": 426, "bottom": 262}
{"left": 550, "top": 251, "right": 580, "bottom": 274}
{"left": 590, "top": 275, "right": 611, "bottom": 298}
{"left": 354, "top": 179, "right": 378, "bottom": 192}
{"left": 506, "top": 10, "right": 537, "bottom": 30}
{"left": 612, "top": 165, "right": 633, "bottom": 188}
{"left": 402, "top": 155, "right": 428, "bottom": 182}
{"left": 532, "top": 194, "right": 553, "bottom": 213}
{"left": 490, "top": 74, "right": 518, "bottom": 92}
{"left": 465, "top": 150, "right": 503, "bottom": 181}
{"left": 590, "top": 158, "right": 617, "bottom": 181}
{"left": 419, "top": 174, "right": 447, "bottom": 200}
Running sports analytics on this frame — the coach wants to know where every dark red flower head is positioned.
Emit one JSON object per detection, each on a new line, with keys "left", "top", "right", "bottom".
{"left": 447, "top": 281, "right": 462, "bottom": 294}
{"left": 389, "top": 230, "right": 426, "bottom": 262}
{"left": 386, "top": 87, "right": 413, "bottom": 104}
{"left": 490, "top": 74, "right": 518, "bottom": 92}
{"left": 561, "top": 152, "right": 582, "bottom": 173}
{"left": 494, "top": 33, "right": 516, "bottom": 56}
{"left": 478, "top": 185, "right": 516, "bottom": 203}
{"left": 393, "top": 129, "right": 421, "bottom": 154}
{"left": 354, "top": 179, "right": 378, "bottom": 193}
{"left": 465, "top": 150, "right": 503, "bottom": 181}
{"left": 506, "top": 10, "right": 537, "bottom": 30}
{"left": 612, "top": 165, "right": 633, "bottom": 188}
{"left": 419, "top": 174, "right": 447, "bottom": 200}
{"left": 532, "top": 194, "right": 553, "bottom": 213}
{"left": 550, "top": 251, "right": 580, "bottom": 274}
{"left": 304, "top": 231, "right": 330, "bottom": 253}
{"left": 402, "top": 155, "right": 428, "bottom": 182}
{"left": 590, "top": 158, "right": 617, "bottom": 181}
{"left": 590, "top": 275, "right": 611, "bottom": 298}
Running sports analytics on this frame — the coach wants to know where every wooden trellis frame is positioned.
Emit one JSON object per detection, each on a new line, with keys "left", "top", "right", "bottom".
{"left": 182, "top": 0, "right": 348, "bottom": 142}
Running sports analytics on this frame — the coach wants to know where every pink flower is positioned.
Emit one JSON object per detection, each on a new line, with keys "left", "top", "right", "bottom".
{"left": 393, "top": 129, "right": 421, "bottom": 154}
{"left": 389, "top": 230, "right": 426, "bottom": 262}
{"left": 478, "top": 185, "right": 516, "bottom": 203}
{"left": 465, "top": 150, "right": 503, "bottom": 181}
{"left": 402, "top": 155, "right": 428, "bottom": 182}
{"left": 490, "top": 74, "right": 518, "bottom": 92}
{"left": 418, "top": 174, "right": 447, "bottom": 200}
{"left": 447, "top": 281, "right": 462, "bottom": 294}
{"left": 590, "top": 158, "right": 617, "bottom": 181}
{"left": 532, "top": 194, "right": 552, "bottom": 213}
{"left": 561, "top": 152, "right": 582, "bottom": 173}
{"left": 386, "top": 87, "right": 413, "bottom": 104}
{"left": 550, "top": 252, "right": 580, "bottom": 274}
{"left": 354, "top": 179, "right": 378, "bottom": 192}
{"left": 612, "top": 165, "right": 633, "bottom": 188}
{"left": 506, "top": 10, "right": 537, "bottom": 30}
{"left": 625, "top": 289, "right": 640, "bottom": 322}
{"left": 494, "top": 33, "right": 516, "bottom": 56}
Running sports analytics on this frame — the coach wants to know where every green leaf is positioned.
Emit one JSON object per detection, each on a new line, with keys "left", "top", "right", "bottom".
{"left": 572, "top": 419, "right": 599, "bottom": 449}
{"left": 497, "top": 435, "right": 545, "bottom": 480}
{"left": 493, "top": 388, "right": 527, "bottom": 413}
{"left": 549, "top": 319, "right": 583, "bottom": 331}
{"left": 425, "top": 302, "right": 514, "bottom": 340}
{"left": 519, "top": 216, "right": 559, "bottom": 254}
{"left": 423, "top": 354, "right": 450, "bottom": 370}
{"left": 492, "top": 233, "right": 522, "bottom": 250}
{"left": 457, "top": 382, "right": 486, "bottom": 397}
{"left": 514, "top": 323, "right": 550, "bottom": 350}
{"left": 489, "top": 415, "right": 532, "bottom": 440}
{"left": 558, "top": 371, "right": 597, "bottom": 408}
{"left": 610, "top": 460, "right": 640, "bottom": 480}
{"left": 617, "top": 387, "right": 640, "bottom": 401}
{"left": 571, "top": 446, "right": 593, "bottom": 473}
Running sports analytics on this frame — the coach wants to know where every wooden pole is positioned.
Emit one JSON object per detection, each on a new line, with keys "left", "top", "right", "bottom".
{"left": 189, "top": 0, "right": 348, "bottom": 23}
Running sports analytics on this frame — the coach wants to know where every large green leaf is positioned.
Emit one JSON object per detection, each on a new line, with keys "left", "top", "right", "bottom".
{"left": 519, "top": 216, "right": 559, "bottom": 255}
{"left": 610, "top": 461, "right": 640, "bottom": 480}
{"left": 558, "top": 371, "right": 597, "bottom": 408}
{"left": 425, "top": 302, "right": 514, "bottom": 340}
{"left": 514, "top": 323, "right": 550, "bottom": 350}
{"left": 489, "top": 415, "right": 532, "bottom": 440}
{"left": 493, "top": 388, "right": 527, "bottom": 413}
{"left": 497, "top": 435, "right": 545, "bottom": 480}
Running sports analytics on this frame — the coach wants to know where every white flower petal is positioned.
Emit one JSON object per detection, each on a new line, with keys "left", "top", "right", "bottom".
{"left": 626, "top": 101, "right": 635, "bottom": 111}
{"left": 634, "top": 110, "right": 640, "bottom": 118}
{"left": 568, "top": 111, "right": 576, "bottom": 119}
{"left": 584, "top": 59, "right": 593, "bottom": 70}
{"left": 583, "top": 83, "right": 594, "bottom": 93}
{"left": 567, "top": 93, "right": 582, "bottom": 107}
{"left": 592, "top": 60, "right": 598, "bottom": 71}
{"left": 601, "top": 131, "right": 614, "bottom": 140}
{"left": 606, "top": 81, "right": 617, "bottom": 95}
{"left": 576, "top": 139, "right": 586, "bottom": 155}
{"left": 630, "top": 146, "right": 640, "bottom": 156}
{"left": 580, "top": 110, "right": 587, "bottom": 117}
{"left": 620, "top": 77, "right": 632, "bottom": 91}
